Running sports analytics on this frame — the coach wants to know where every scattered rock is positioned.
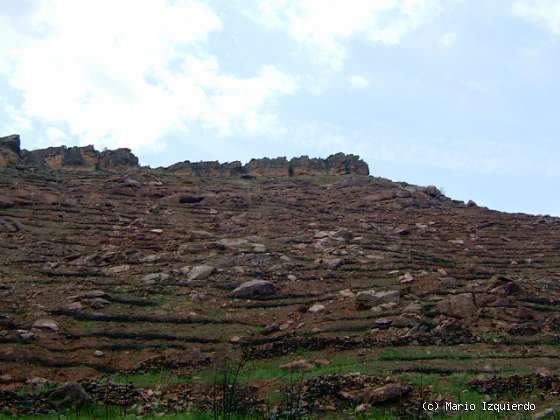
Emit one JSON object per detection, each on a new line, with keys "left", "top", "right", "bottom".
{"left": 229, "top": 280, "right": 277, "bottom": 299}
{"left": 323, "top": 257, "right": 343, "bottom": 269}
{"left": 252, "top": 243, "right": 267, "bottom": 253}
{"left": 308, "top": 303, "right": 326, "bottom": 313}
{"left": 339, "top": 289, "right": 355, "bottom": 298}
{"left": 84, "top": 298, "right": 111, "bottom": 309}
{"left": 436, "top": 293, "right": 477, "bottom": 319}
{"left": 67, "top": 302, "right": 83, "bottom": 311}
{"left": 187, "top": 265, "right": 215, "bottom": 282}
{"left": 360, "top": 383, "right": 412, "bottom": 404}
{"left": 142, "top": 272, "right": 170, "bottom": 284}
{"left": 27, "top": 377, "right": 50, "bottom": 386}
{"left": 375, "top": 318, "right": 393, "bottom": 329}
{"left": 356, "top": 289, "right": 400, "bottom": 309}
{"left": 399, "top": 273, "right": 414, "bottom": 284}
{"left": 217, "top": 238, "right": 249, "bottom": 249}
{"left": 0, "top": 374, "right": 12, "bottom": 384}
{"left": 17, "top": 330, "right": 35, "bottom": 341}
{"left": 263, "top": 323, "right": 280, "bottom": 334}
{"left": 32, "top": 319, "right": 59, "bottom": 332}
{"left": 106, "top": 265, "right": 130, "bottom": 274}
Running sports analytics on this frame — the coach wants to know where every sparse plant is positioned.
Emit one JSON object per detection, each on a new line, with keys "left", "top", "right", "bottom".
{"left": 210, "top": 351, "right": 252, "bottom": 420}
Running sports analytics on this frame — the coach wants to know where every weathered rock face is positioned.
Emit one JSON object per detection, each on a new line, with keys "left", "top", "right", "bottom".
{"left": 167, "top": 153, "right": 370, "bottom": 178}
{"left": 0, "top": 135, "right": 21, "bottom": 167}
{"left": 2, "top": 133, "right": 370, "bottom": 177}
{"left": 21, "top": 145, "right": 100, "bottom": 171}
{"left": 289, "top": 156, "right": 327, "bottom": 176}
{"left": 326, "top": 152, "right": 369, "bottom": 176}
{"left": 245, "top": 157, "right": 290, "bottom": 177}
{"left": 98, "top": 148, "right": 139, "bottom": 170}
{"left": 0, "top": 135, "right": 140, "bottom": 172}
{"left": 167, "top": 160, "right": 243, "bottom": 177}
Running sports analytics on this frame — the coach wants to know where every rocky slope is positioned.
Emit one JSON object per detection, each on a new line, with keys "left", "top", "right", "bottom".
{"left": 1, "top": 135, "right": 560, "bottom": 417}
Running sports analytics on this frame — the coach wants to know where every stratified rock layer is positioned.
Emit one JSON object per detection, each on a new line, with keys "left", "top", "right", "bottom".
{"left": 0, "top": 135, "right": 138, "bottom": 172}
{"left": 166, "top": 153, "right": 369, "bottom": 177}
{"left": 0, "top": 134, "right": 370, "bottom": 177}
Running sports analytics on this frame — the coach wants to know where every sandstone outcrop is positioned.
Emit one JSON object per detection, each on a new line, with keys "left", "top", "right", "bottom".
{"left": 1, "top": 133, "right": 370, "bottom": 177}
{"left": 166, "top": 153, "right": 369, "bottom": 177}
{"left": 0, "top": 134, "right": 138, "bottom": 171}
{"left": 166, "top": 160, "right": 243, "bottom": 177}
{"left": 0, "top": 135, "right": 21, "bottom": 167}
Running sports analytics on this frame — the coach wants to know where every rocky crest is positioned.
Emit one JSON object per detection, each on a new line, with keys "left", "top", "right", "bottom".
{"left": 0, "top": 135, "right": 138, "bottom": 172}
{"left": 0, "top": 134, "right": 369, "bottom": 177}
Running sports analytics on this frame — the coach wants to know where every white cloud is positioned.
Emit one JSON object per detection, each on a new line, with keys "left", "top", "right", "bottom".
{"left": 440, "top": 32, "right": 457, "bottom": 48}
{"left": 513, "top": 0, "right": 560, "bottom": 34}
{"left": 348, "top": 75, "right": 370, "bottom": 88}
{"left": 45, "top": 127, "right": 67, "bottom": 142}
{"left": 253, "top": 0, "right": 445, "bottom": 70}
{"left": 0, "top": 0, "right": 297, "bottom": 150}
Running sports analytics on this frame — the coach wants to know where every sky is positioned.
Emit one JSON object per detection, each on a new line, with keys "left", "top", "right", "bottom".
{"left": 0, "top": 0, "right": 559, "bottom": 216}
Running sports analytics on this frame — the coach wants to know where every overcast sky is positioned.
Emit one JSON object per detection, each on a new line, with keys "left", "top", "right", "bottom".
{"left": 1, "top": 0, "right": 559, "bottom": 216}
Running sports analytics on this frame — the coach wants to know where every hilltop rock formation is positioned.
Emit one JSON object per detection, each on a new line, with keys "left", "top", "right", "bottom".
{"left": 0, "top": 135, "right": 21, "bottom": 167}
{"left": 0, "top": 134, "right": 370, "bottom": 177}
{"left": 166, "top": 153, "right": 369, "bottom": 177}
{"left": 0, "top": 135, "right": 138, "bottom": 172}
{"left": 167, "top": 160, "right": 243, "bottom": 177}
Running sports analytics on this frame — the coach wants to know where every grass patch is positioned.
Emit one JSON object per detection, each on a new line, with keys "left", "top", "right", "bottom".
{"left": 110, "top": 369, "right": 192, "bottom": 387}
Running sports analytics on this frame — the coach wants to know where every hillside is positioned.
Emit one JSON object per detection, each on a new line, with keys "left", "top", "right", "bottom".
{"left": 1, "top": 135, "right": 560, "bottom": 418}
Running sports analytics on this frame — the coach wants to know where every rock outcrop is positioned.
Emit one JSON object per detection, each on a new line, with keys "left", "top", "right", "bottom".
{"left": 0, "top": 134, "right": 138, "bottom": 172}
{"left": 167, "top": 153, "right": 370, "bottom": 177}
{"left": 0, "top": 135, "right": 21, "bottom": 167}
{"left": 1, "top": 134, "right": 371, "bottom": 177}
{"left": 166, "top": 160, "right": 243, "bottom": 177}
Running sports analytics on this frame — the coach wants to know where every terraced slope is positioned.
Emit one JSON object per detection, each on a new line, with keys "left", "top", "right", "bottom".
{"left": 1, "top": 167, "right": 560, "bottom": 418}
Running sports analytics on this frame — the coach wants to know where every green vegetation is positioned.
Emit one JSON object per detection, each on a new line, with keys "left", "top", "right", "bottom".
{"left": 111, "top": 369, "right": 192, "bottom": 387}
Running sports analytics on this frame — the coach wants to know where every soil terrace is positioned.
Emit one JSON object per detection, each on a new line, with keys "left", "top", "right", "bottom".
{"left": 1, "top": 138, "right": 560, "bottom": 418}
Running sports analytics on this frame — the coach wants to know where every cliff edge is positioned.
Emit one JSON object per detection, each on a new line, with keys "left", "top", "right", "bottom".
{"left": 0, "top": 134, "right": 369, "bottom": 177}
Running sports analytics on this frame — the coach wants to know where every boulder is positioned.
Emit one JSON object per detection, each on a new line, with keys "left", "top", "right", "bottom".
{"left": 323, "top": 257, "right": 343, "bottom": 269}
{"left": 308, "top": 303, "right": 326, "bottom": 313}
{"left": 187, "top": 264, "right": 215, "bottom": 282}
{"left": 142, "top": 272, "right": 170, "bottom": 284}
{"left": 436, "top": 293, "right": 478, "bottom": 319}
{"left": 229, "top": 280, "right": 277, "bottom": 299}
{"left": 32, "top": 319, "right": 59, "bottom": 332}
{"left": 217, "top": 238, "right": 249, "bottom": 249}
{"left": 360, "top": 383, "right": 412, "bottom": 404}
{"left": 356, "top": 289, "right": 400, "bottom": 308}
